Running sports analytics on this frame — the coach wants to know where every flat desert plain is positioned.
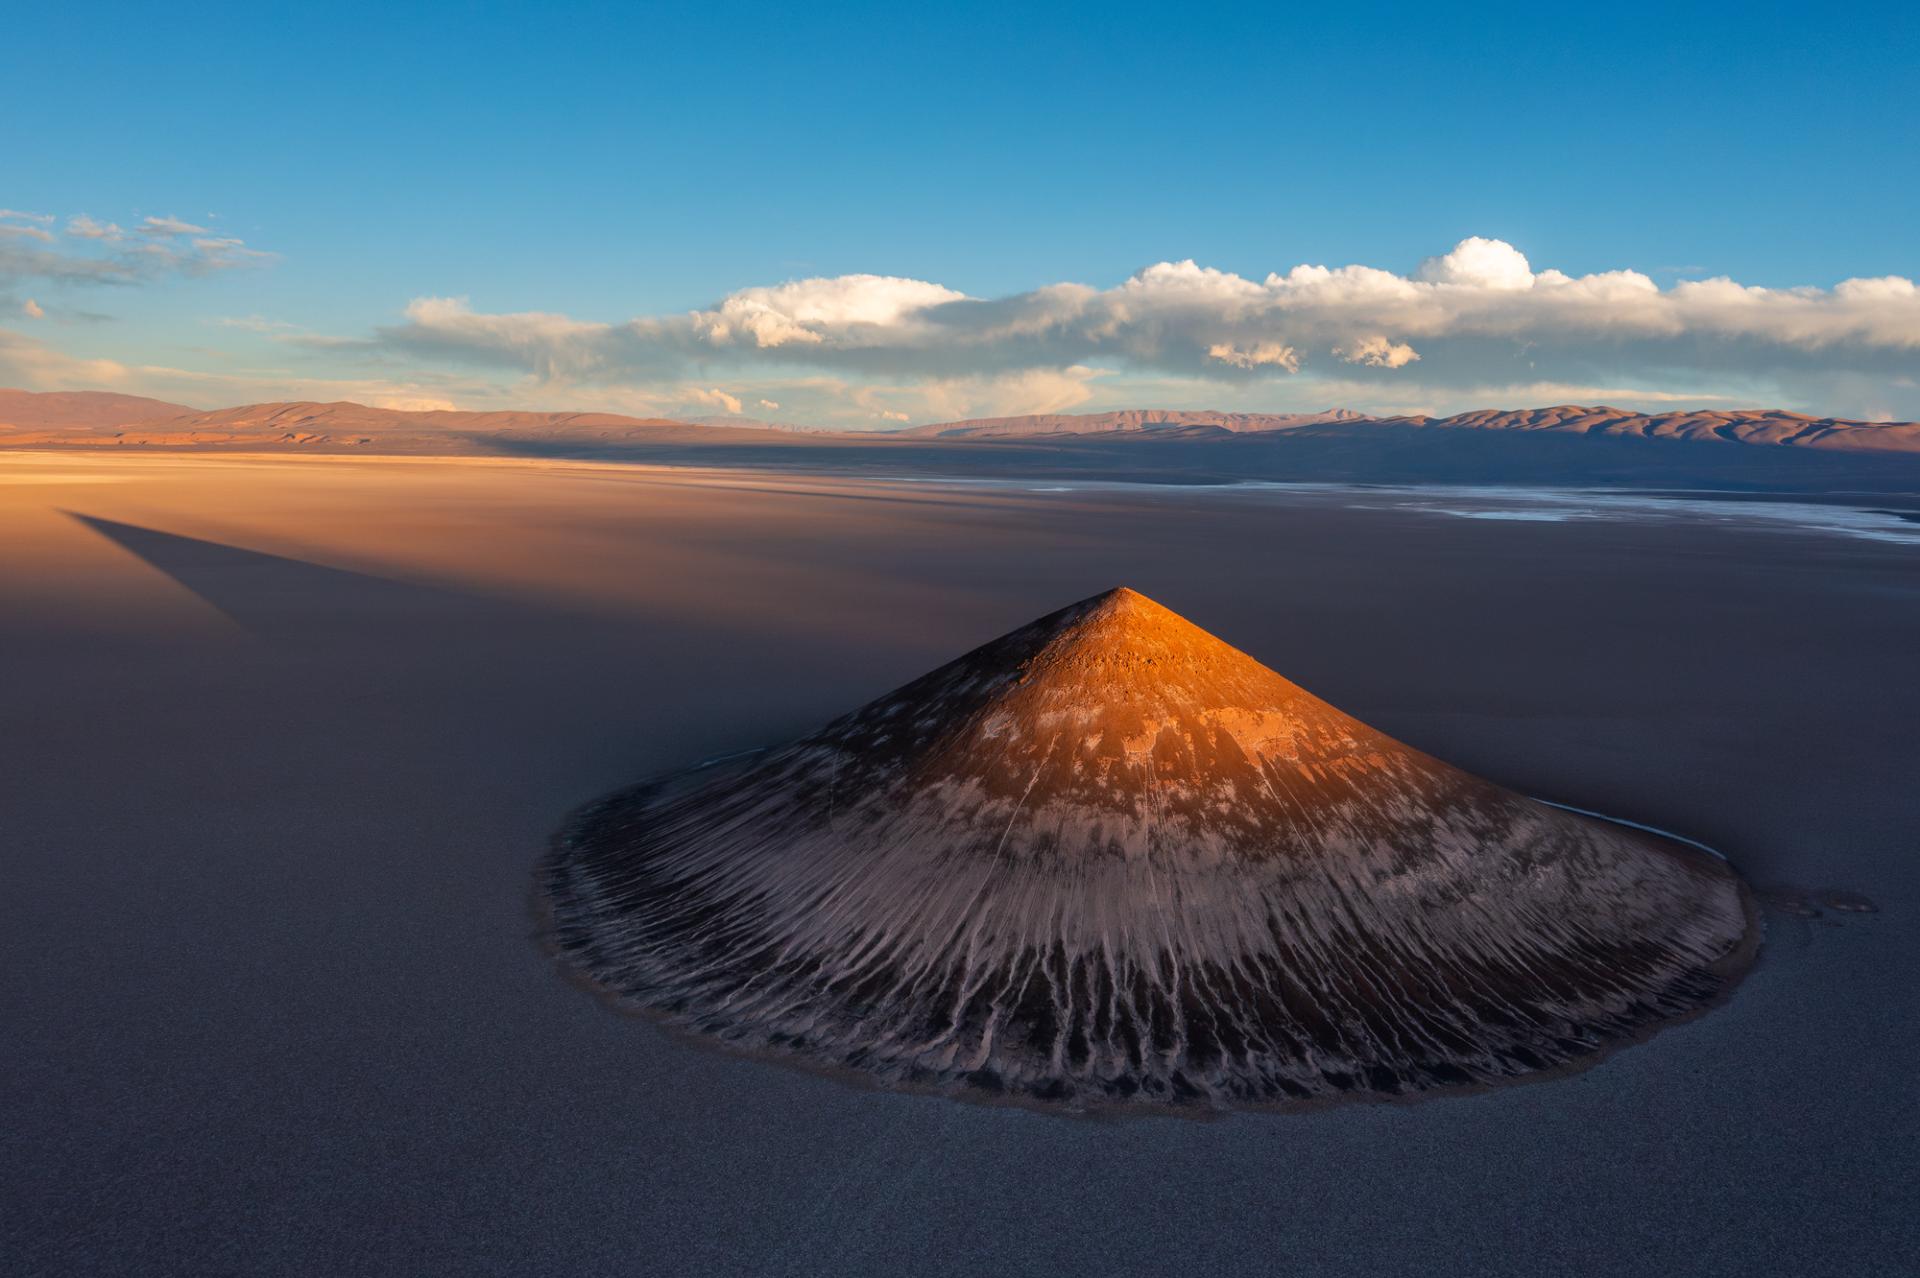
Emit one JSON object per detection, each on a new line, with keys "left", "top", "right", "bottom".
{"left": 4, "top": 452, "right": 1916, "bottom": 1275}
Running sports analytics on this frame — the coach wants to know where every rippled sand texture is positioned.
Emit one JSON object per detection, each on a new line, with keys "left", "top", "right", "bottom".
{"left": 546, "top": 588, "right": 1753, "bottom": 1108}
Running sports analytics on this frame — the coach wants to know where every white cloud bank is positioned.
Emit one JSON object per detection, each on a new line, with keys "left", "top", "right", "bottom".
{"left": 8, "top": 230, "right": 1920, "bottom": 423}
{"left": 366, "top": 237, "right": 1920, "bottom": 418}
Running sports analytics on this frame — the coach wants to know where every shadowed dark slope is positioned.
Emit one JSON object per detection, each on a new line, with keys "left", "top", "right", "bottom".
{"left": 545, "top": 588, "right": 1755, "bottom": 1110}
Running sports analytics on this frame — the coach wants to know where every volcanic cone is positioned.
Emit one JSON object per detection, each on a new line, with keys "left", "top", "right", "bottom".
{"left": 543, "top": 588, "right": 1753, "bottom": 1108}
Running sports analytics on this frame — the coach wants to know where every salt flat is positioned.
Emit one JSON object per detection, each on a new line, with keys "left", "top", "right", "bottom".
{"left": 3, "top": 452, "right": 1914, "bottom": 1276}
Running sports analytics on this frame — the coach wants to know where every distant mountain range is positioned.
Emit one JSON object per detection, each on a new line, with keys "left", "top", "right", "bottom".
{"left": 910, "top": 405, "right": 1920, "bottom": 452}
{"left": 4, "top": 389, "right": 1919, "bottom": 492}
{"left": 0, "top": 395, "right": 782, "bottom": 450}
{"left": 1365, "top": 405, "right": 1918, "bottom": 453}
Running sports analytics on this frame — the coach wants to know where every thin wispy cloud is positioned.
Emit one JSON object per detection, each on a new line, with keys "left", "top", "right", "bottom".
{"left": 65, "top": 215, "right": 126, "bottom": 241}
{"left": 138, "top": 215, "right": 211, "bottom": 236}
{"left": 216, "top": 314, "right": 301, "bottom": 333}
{"left": 0, "top": 326, "right": 136, "bottom": 388}
{"left": 0, "top": 322, "right": 491, "bottom": 408}
{"left": 0, "top": 212, "right": 57, "bottom": 244}
{"left": 0, "top": 211, "right": 277, "bottom": 291}
{"left": 0, "top": 321, "right": 812, "bottom": 422}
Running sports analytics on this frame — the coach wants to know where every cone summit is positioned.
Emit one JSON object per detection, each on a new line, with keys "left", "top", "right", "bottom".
{"left": 543, "top": 587, "right": 1754, "bottom": 1108}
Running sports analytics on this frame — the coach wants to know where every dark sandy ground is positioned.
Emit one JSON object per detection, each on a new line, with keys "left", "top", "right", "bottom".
{"left": 3, "top": 454, "right": 1914, "bottom": 1276}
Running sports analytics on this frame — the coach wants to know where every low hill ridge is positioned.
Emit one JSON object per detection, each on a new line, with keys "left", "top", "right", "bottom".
{"left": 0, "top": 389, "right": 198, "bottom": 431}
{"left": 0, "top": 392, "right": 792, "bottom": 450}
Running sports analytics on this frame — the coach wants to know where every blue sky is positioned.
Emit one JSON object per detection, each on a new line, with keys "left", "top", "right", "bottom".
{"left": 4, "top": 1, "right": 1918, "bottom": 423}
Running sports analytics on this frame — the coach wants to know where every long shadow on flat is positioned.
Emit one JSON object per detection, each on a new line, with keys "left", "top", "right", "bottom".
{"left": 65, "top": 512, "right": 496, "bottom": 640}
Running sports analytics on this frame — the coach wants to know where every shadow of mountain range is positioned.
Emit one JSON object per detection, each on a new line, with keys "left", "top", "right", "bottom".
{"left": 455, "top": 424, "right": 1920, "bottom": 495}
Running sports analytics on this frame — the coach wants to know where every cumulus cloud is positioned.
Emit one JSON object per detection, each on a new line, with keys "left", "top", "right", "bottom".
{"left": 1335, "top": 335, "right": 1420, "bottom": 368}
{"left": 693, "top": 274, "right": 964, "bottom": 348}
{"left": 689, "top": 386, "right": 744, "bottom": 414}
{"left": 1207, "top": 341, "right": 1301, "bottom": 372}
{"left": 368, "top": 238, "right": 1920, "bottom": 420}
{"left": 22, "top": 298, "right": 44, "bottom": 319}
{"left": 1417, "top": 236, "right": 1536, "bottom": 290}
{"left": 757, "top": 398, "right": 780, "bottom": 410}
